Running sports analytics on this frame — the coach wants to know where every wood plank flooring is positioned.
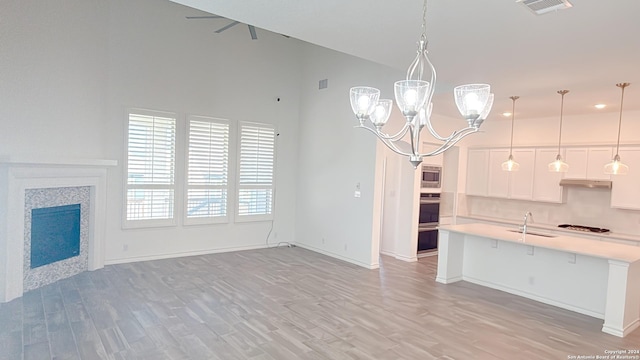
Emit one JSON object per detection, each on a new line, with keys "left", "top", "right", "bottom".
{"left": 1, "top": 247, "right": 639, "bottom": 359}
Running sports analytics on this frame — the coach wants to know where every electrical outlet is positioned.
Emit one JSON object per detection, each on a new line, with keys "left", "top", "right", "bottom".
{"left": 122, "top": 244, "right": 129, "bottom": 251}
{"left": 322, "top": 238, "right": 325, "bottom": 244}
{"left": 526, "top": 246, "right": 534, "bottom": 256}
{"left": 354, "top": 191, "right": 361, "bottom": 198}
{"left": 528, "top": 276, "right": 535, "bottom": 285}
{"left": 344, "top": 244, "right": 348, "bottom": 251}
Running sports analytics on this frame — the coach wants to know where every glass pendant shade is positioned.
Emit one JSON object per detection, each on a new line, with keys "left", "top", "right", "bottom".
{"left": 370, "top": 99, "right": 393, "bottom": 127}
{"left": 350, "top": 87, "right": 380, "bottom": 119}
{"left": 454, "top": 84, "right": 492, "bottom": 120}
{"left": 502, "top": 154, "right": 520, "bottom": 172}
{"left": 394, "top": 80, "right": 430, "bottom": 117}
{"left": 548, "top": 154, "right": 569, "bottom": 172}
{"left": 604, "top": 154, "right": 629, "bottom": 175}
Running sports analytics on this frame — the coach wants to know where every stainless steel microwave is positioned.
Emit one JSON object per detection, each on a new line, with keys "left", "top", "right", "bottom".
{"left": 421, "top": 165, "right": 442, "bottom": 189}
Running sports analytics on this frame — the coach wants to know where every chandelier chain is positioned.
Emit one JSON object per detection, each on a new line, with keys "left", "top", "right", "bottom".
{"left": 421, "top": 0, "right": 428, "bottom": 42}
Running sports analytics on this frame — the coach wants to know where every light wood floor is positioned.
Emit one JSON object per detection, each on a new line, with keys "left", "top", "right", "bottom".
{"left": 1, "top": 247, "right": 639, "bottom": 359}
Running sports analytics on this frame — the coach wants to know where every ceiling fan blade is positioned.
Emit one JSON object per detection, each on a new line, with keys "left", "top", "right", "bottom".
{"left": 185, "top": 15, "right": 223, "bottom": 19}
{"left": 248, "top": 25, "right": 257, "bottom": 40}
{"left": 215, "top": 21, "right": 240, "bottom": 33}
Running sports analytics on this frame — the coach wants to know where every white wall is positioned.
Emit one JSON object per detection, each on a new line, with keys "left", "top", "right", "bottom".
{"left": 0, "top": 0, "right": 108, "bottom": 159}
{"left": 0, "top": 0, "right": 304, "bottom": 266}
{"left": 294, "top": 43, "right": 410, "bottom": 268}
{"left": 102, "top": 0, "right": 303, "bottom": 263}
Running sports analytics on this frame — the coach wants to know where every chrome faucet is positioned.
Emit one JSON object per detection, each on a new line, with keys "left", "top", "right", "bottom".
{"left": 521, "top": 211, "right": 534, "bottom": 235}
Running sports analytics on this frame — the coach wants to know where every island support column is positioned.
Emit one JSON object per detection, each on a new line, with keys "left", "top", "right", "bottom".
{"left": 602, "top": 260, "right": 640, "bottom": 337}
{"left": 435, "top": 229, "right": 465, "bottom": 284}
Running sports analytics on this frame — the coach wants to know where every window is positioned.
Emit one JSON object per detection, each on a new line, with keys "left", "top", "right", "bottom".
{"left": 186, "top": 116, "right": 229, "bottom": 223}
{"left": 237, "top": 122, "right": 276, "bottom": 220}
{"left": 125, "top": 110, "right": 176, "bottom": 224}
{"left": 123, "top": 109, "right": 277, "bottom": 228}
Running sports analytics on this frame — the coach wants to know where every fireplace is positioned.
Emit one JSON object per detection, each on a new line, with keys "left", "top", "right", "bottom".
{"left": 31, "top": 203, "right": 81, "bottom": 268}
{"left": 0, "top": 158, "right": 115, "bottom": 303}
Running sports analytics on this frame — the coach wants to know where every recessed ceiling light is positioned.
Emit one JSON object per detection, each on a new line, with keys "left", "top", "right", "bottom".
{"left": 594, "top": 104, "right": 606, "bottom": 109}
{"left": 502, "top": 112, "right": 512, "bottom": 117}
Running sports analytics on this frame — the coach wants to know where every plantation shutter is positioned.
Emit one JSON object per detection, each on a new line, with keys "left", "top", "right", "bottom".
{"left": 126, "top": 112, "right": 176, "bottom": 221}
{"left": 186, "top": 117, "right": 229, "bottom": 220}
{"left": 237, "top": 123, "right": 276, "bottom": 217}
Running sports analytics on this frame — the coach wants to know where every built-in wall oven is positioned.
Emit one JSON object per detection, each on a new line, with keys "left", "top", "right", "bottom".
{"left": 418, "top": 192, "right": 440, "bottom": 253}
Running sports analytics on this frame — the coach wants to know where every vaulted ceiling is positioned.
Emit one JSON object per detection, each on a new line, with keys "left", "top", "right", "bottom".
{"left": 170, "top": 0, "right": 640, "bottom": 121}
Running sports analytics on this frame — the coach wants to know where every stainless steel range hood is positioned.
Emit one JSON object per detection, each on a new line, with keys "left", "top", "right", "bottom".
{"left": 559, "top": 179, "right": 612, "bottom": 189}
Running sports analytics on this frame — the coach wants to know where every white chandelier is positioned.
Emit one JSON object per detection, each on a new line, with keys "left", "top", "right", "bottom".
{"left": 349, "top": 0, "right": 494, "bottom": 168}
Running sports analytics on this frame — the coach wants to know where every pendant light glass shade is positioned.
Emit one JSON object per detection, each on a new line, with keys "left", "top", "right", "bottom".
{"left": 502, "top": 154, "right": 520, "bottom": 171}
{"left": 548, "top": 154, "right": 569, "bottom": 172}
{"left": 604, "top": 83, "right": 630, "bottom": 175}
{"left": 502, "top": 96, "right": 520, "bottom": 172}
{"left": 604, "top": 154, "right": 629, "bottom": 175}
{"left": 549, "top": 90, "right": 569, "bottom": 172}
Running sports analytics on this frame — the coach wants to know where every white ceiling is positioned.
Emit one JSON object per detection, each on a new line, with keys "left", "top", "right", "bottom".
{"left": 169, "top": 0, "right": 640, "bottom": 121}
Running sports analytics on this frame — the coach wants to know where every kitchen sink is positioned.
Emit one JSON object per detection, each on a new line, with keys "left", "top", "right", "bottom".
{"left": 506, "top": 229, "right": 557, "bottom": 238}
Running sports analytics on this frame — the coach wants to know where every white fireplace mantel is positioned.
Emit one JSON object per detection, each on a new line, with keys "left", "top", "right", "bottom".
{"left": 0, "top": 157, "right": 117, "bottom": 303}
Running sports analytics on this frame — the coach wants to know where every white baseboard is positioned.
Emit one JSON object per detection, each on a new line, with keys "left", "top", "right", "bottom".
{"left": 294, "top": 243, "right": 379, "bottom": 269}
{"left": 104, "top": 244, "right": 270, "bottom": 265}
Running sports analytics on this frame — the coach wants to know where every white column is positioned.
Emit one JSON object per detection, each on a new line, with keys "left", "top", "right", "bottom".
{"left": 602, "top": 260, "right": 640, "bottom": 337}
{"left": 435, "top": 230, "right": 465, "bottom": 284}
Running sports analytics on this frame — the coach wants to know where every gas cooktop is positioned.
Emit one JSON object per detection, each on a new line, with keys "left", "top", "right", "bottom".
{"left": 558, "top": 224, "right": 610, "bottom": 233}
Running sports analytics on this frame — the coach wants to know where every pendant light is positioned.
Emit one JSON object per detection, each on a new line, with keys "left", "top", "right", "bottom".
{"left": 502, "top": 96, "right": 520, "bottom": 172}
{"left": 548, "top": 90, "right": 570, "bottom": 172}
{"left": 604, "top": 82, "right": 630, "bottom": 175}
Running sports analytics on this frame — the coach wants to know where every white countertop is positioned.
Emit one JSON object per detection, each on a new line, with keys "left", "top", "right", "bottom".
{"left": 456, "top": 215, "right": 640, "bottom": 244}
{"left": 439, "top": 223, "right": 640, "bottom": 263}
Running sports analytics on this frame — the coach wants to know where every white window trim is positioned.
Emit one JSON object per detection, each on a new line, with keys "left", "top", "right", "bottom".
{"left": 235, "top": 121, "right": 277, "bottom": 223}
{"left": 183, "top": 115, "right": 231, "bottom": 226}
{"left": 122, "top": 108, "right": 180, "bottom": 229}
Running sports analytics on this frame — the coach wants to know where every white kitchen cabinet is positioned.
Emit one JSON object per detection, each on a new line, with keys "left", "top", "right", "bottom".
{"left": 564, "top": 147, "right": 612, "bottom": 180}
{"left": 488, "top": 149, "right": 510, "bottom": 198}
{"left": 610, "top": 147, "right": 640, "bottom": 210}
{"left": 466, "top": 149, "right": 489, "bottom": 196}
{"left": 533, "top": 148, "right": 565, "bottom": 203}
{"left": 587, "top": 147, "right": 613, "bottom": 180}
{"left": 564, "top": 148, "right": 588, "bottom": 178}
{"left": 509, "top": 148, "right": 535, "bottom": 200}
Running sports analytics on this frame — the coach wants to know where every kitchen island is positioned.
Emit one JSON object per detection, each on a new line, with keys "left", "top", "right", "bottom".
{"left": 436, "top": 223, "right": 640, "bottom": 337}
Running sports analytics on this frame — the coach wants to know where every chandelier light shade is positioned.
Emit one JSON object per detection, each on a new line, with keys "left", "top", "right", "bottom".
{"left": 349, "top": 0, "right": 493, "bottom": 168}
{"left": 604, "top": 82, "right": 631, "bottom": 175}
{"left": 502, "top": 96, "right": 520, "bottom": 172}
{"left": 548, "top": 90, "right": 570, "bottom": 172}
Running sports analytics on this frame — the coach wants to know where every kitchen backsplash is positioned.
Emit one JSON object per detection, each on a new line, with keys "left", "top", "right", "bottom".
{"left": 459, "top": 187, "right": 640, "bottom": 235}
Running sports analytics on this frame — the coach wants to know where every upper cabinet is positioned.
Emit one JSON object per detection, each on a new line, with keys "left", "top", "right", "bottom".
{"left": 564, "top": 147, "right": 612, "bottom": 180}
{"left": 466, "top": 149, "right": 489, "bottom": 196}
{"left": 488, "top": 149, "right": 510, "bottom": 198}
{"left": 509, "top": 148, "right": 535, "bottom": 200}
{"left": 466, "top": 147, "right": 557, "bottom": 202}
{"left": 533, "top": 148, "right": 565, "bottom": 203}
{"left": 611, "top": 147, "right": 640, "bottom": 210}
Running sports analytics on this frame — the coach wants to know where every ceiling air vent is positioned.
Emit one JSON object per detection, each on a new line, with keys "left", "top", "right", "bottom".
{"left": 518, "top": 0, "right": 573, "bottom": 15}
